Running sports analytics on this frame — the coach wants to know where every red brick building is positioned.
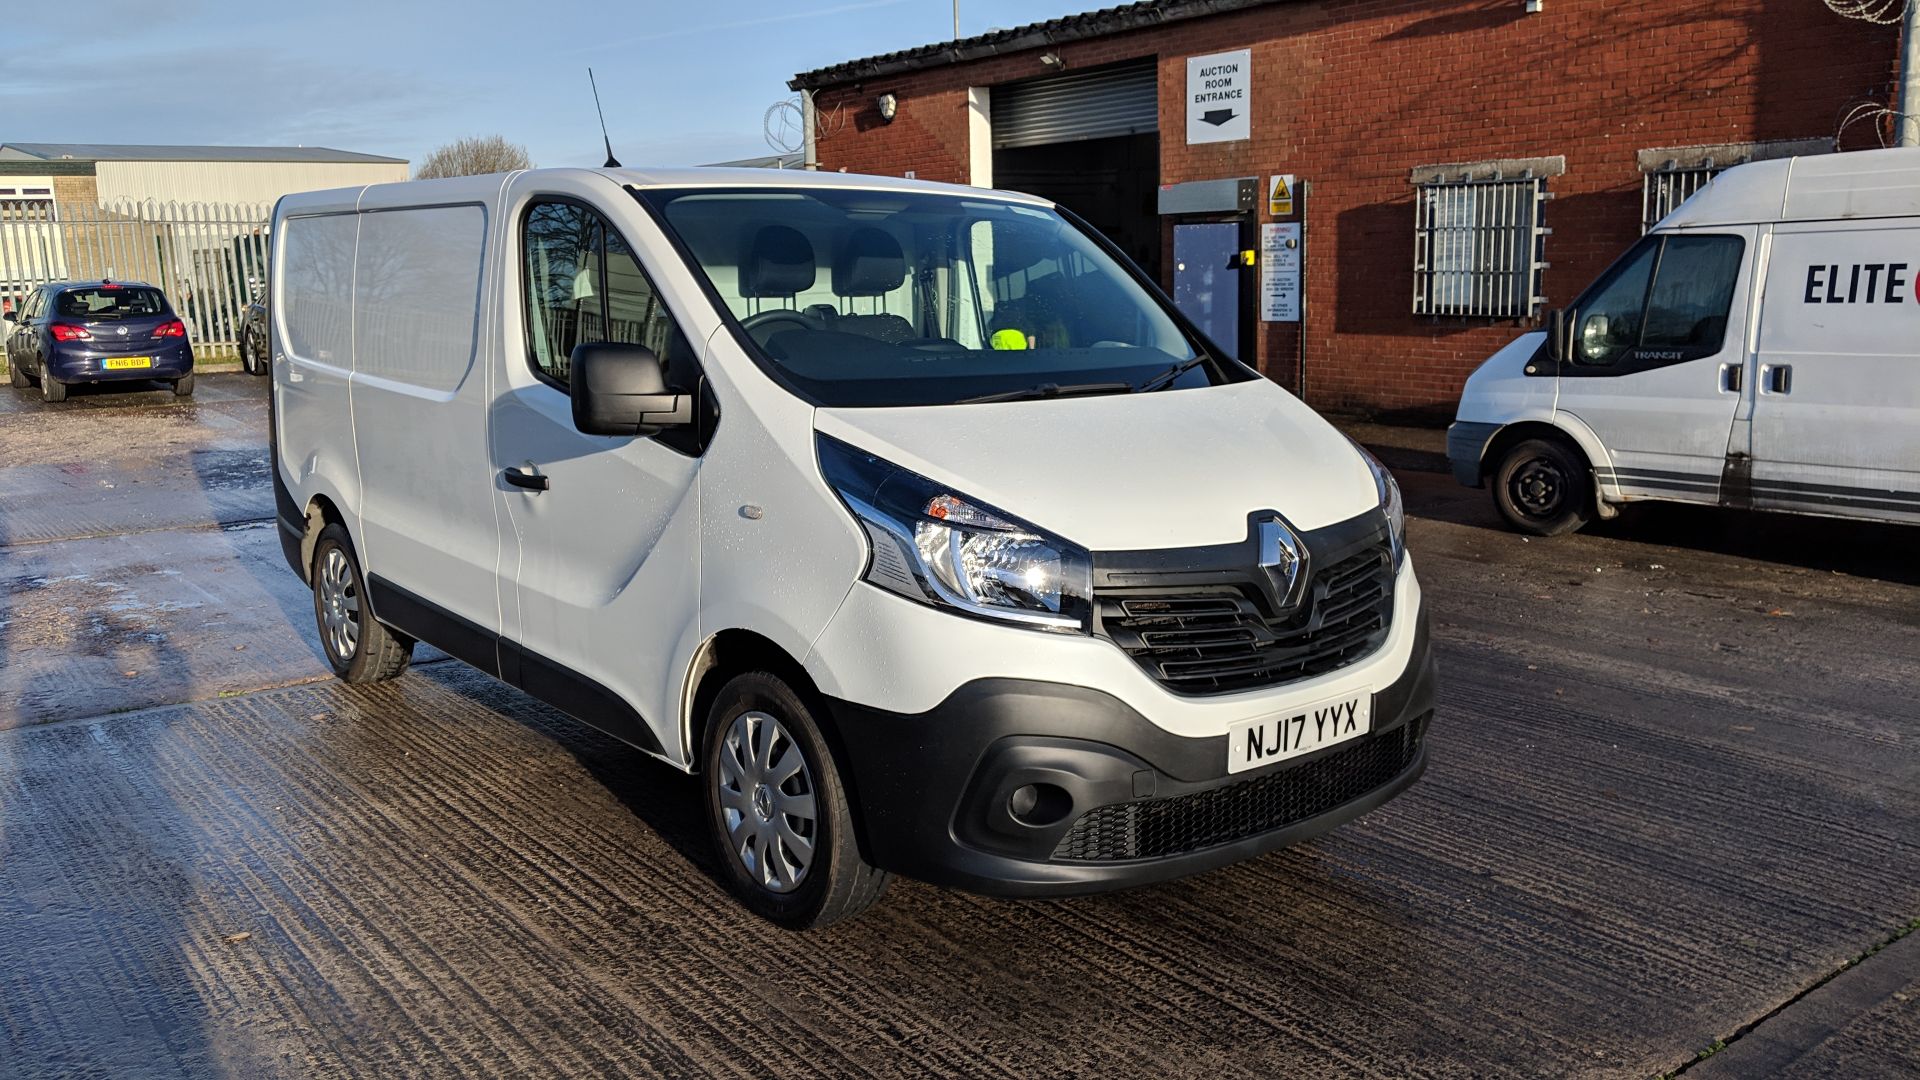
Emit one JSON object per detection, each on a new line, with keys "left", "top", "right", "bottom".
{"left": 791, "top": 0, "right": 1899, "bottom": 418}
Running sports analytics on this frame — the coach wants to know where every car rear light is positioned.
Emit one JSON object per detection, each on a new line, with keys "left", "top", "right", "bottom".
{"left": 50, "top": 323, "right": 92, "bottom": 341}
{"left": 152, "top": 319, "right": 186, "bottom": 338}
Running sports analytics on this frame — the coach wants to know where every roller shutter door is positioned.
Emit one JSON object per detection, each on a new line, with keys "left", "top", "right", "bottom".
{"left": 991, "top": 61, "right": 1158, "bottom": 150}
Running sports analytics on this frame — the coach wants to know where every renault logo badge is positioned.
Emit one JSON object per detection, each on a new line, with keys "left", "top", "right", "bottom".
{"left": 1257, "top": 516, "right": 1302, "bottom": 603}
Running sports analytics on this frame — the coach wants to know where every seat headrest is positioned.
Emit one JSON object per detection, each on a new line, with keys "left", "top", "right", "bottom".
{"left": 740, "top": 225, "right": 815, "bottom": 298}
{"left": 833, "top": 228, "right": 906, "bottom": 298}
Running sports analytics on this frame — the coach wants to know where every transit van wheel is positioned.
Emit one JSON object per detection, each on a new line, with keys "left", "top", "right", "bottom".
{"left": 172, "top": 374, "right": 195, "bottom": 397}
{"left": 40, "top": 371, "right": 65, "bottom": 403}
{"left": 1492, "top": 437, "right": 1592, "bottom": 536}
{"left": 702, "top": 671, "right": 891, "bottom": 929}
{"left": 310, "top": 522, "right": 413, "bottom": 683}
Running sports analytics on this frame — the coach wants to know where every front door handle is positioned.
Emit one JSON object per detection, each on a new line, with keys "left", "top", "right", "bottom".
{"left": 502, "top": 466, "right": 548, "bottom": 491}
{"left": 1719, "top": 362, "right": 1742, "bottom": 393}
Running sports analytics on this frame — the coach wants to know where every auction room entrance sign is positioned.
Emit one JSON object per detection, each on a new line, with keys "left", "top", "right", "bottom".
{"left": 1185, "top": 49, "right": 1251, "bottom": 144}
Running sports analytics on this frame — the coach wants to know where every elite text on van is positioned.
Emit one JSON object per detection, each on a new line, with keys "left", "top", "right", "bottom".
{"left": 269, "top": 167, "right": 1436, "bottom": 927}
{"left": 1451, "top": 146, "right": 1920, "bottom": 535}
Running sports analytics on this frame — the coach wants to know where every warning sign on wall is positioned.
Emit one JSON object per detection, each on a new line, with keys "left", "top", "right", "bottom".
{"left": 1268, "top": 174, "right": 1295, "bottom": 216}
{"left": 1261, "top": 223, "right": 1301, "bottom": 323}
{"left": 1185, "top": 49, "right": 1251, "bottom": 145}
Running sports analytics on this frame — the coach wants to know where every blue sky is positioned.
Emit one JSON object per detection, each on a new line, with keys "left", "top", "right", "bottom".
{"left": 2, "top": 0, "right": 1102, "bottom": 170}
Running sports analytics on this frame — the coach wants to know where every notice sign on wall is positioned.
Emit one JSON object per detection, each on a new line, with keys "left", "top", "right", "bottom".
{"left": 1186, "top": 49, "right": 1251, "bottom": 144}
{"left": 1261, "top": 222, "right": 1301, "bottom": 322}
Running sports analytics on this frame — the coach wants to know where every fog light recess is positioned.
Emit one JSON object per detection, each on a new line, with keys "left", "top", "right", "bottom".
{"left": 1008, "top": 783, "right": 1073, "bottom": 827}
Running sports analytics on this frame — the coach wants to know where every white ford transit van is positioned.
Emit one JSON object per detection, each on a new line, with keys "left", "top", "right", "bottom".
{"left": 269, "top": 167, "right": 1434, "bottom": 927}
{"left": 1451, "top": 147, "right": 1920, "bottom": 535}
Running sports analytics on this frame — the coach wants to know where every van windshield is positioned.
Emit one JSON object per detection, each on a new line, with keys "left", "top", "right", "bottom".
{"left": 640, "top": 187, "right": 1240, "bottom": 407}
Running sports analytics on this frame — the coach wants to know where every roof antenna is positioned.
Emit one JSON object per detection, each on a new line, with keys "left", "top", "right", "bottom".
{"left": 588, "top": 68, "right": 621, "bottom": 168}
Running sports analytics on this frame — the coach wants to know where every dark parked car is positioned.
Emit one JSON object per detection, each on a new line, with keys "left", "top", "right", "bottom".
{"left": 238, "top": 297, "right": 268, "bottom": 376}
{"left": 4, "top": 280, "right": 194, "bottom": 402}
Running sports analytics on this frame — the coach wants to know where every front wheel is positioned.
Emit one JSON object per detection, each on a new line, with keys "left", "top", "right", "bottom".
{"left": 310, "top": 522, "right": 413, "bottom": 682}
{"left": 702, "top": 672, "right": 891, "bottom": 929}
{"left": 8, "top": 361, "right": 27, "bottom": 389}
{"left": 1491, "top": 437, "right": 1592, "bottom": 536}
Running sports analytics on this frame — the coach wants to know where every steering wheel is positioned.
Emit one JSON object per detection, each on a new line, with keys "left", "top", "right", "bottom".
{"left": 742, "top": 309, "right": 820, "bottom": 346}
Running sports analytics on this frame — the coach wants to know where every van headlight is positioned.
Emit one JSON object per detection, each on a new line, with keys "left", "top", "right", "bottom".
{"left": 1353, "top": 442, "right": 1407, "bottom": 570}
{"left": 817, "top": 434, "right": 1092, "bottom": 633}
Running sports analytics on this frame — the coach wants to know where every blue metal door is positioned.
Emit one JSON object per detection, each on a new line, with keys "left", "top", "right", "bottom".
{"left": 1172, "top": 222, "right": 1241, "bottom": 360}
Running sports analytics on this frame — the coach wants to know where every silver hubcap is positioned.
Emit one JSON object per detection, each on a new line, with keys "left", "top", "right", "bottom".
{"left": 317, "top": 547, "right": 360, "bottom": 661}
{"left": 716, "top": 711, "right": 817, "bottom": 894}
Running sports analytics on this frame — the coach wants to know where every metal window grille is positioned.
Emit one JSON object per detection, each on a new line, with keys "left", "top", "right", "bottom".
{"left": 1643, "top": 165, "right": 1719, "bottom": 233}
{"left": 1413, "top": 177, "right": 1548, "bottom": 319}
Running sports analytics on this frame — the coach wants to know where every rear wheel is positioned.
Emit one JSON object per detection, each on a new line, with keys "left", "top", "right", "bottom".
{"left": 701, "top": 671, "right": 891, "bottom": 928}
{"left": 310, "top": 522, "right": 413, "bottom": 683}
{"left": 1491, "top": 437, "right": 1592, "bottom": 536}
{"left": 172, "top": 373, "right": 195, "bottom": 397}
{"left": 40, "top": 370, "right": 66, "bottom": 403}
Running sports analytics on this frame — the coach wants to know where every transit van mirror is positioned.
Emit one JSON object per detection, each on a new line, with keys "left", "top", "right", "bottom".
{"left": 1544, "top": 308, "right": 1566, "bottom": 364}
{"left": 569, "top": 342, "right": 694, "bottom": 437}
{"left": 1580, "top": 313, "right": 1611, "bottom": 362}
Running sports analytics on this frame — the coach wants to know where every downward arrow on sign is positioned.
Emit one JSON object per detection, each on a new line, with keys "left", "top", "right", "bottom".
{"left": 1200, "top": 109, "right": 1237, "bottom": 126}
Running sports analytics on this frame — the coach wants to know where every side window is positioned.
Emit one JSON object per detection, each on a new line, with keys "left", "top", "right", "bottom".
{"left": 1640, "top": 235, "right": 1743, "bottom": 356}
{"left": 523, "top": 201, "right": 600, "bottom": 386}
{"left": 523, "top": 200, "right": 694, "bottom": 390}
{"left": 1569, "top": 238, "right": 1657, "bottom": 367}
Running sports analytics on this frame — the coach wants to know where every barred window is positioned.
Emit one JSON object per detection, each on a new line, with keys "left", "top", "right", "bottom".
{"left": 1412, "top": 176, "right": 1548, "bottom": 319}
{"left": 1642, "top": 166, "right": 1719, "bottom": 233}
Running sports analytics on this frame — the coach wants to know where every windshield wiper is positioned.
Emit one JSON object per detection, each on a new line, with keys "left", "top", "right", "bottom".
{"left": 957, "top": 381, "right": 1134, "bottom": 405}
{"left": 1133, "top": 355, "right": 1209, "bottom": 394}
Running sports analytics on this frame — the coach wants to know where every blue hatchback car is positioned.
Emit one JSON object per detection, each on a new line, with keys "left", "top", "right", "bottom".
{"left": 4, "top": 280, "right": 195, "bottom": 401}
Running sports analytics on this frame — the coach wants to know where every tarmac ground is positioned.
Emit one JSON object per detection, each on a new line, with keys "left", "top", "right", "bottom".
{"left": 0, "top": 375, "right": 1914, "bottom": 1078}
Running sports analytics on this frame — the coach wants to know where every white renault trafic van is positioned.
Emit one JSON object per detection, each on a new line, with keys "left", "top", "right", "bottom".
{"left": 1451, "top": 146, "right": 1920, "bottom": 535}
{"left": 269, "top": 168, "right": 1435, "bottom": 927}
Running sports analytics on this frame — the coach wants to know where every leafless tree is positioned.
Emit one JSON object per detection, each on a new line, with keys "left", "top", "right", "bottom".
{"left": 415, "top": 135, "right": 534, "bottom": 179}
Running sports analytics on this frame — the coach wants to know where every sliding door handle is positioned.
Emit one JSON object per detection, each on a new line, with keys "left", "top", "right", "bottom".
{"left": 502, "top": 466, "right": 549, "bottom": 491}
{"left": 1771, "top": 364, "right": 1793, "bottom": 394}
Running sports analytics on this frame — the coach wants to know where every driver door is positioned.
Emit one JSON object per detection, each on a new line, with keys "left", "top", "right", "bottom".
{"left": 490, "top": 177, "right": 707, "bottom": 757}
{"left": 1551, "top": 229, "right": 1756, "bottom": 503}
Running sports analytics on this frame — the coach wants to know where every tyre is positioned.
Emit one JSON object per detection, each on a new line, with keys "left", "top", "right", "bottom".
{"left": 172, "top": 373, "right": 195, "bottom": 397}
{"left": 702, "top": 671, "right": 891, "bottom": 928}
{"left": 310, "top": 522, "right": 413, "bottom": 683}
{"left": 1491, "top": 436, "right": 1592, "bottom": 536}
{"left": 8, "top": 361, "right": 26, "bottom": 389}
{"left": 237, "top": 338, "right": 254, "bottom": 375}
{"left": 40, "top": 370, "right": 66, "bottom": 403}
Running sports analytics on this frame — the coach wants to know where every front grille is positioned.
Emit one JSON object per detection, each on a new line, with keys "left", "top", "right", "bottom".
{"left": 1096, "top": 543, "right": 1394, "bottom": 696}
{"left": 1051, "top": 718, "right": 1425, "bottom": 863}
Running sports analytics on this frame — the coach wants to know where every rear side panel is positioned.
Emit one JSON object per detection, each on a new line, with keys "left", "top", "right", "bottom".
{"left": 272, "top": 198, "right": 364, "bottom": 560}
{"left": 1748, "top": 220, "right": 1920, "bottom": 522}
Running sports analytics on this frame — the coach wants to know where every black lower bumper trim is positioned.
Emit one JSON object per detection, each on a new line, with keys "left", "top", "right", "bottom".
{"left": 824, "top": 600, "right": 1435, "bottom": 897}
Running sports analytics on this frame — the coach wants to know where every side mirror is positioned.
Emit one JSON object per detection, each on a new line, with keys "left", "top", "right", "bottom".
{"left": 1544, "top": 308, "right": 1566, "bottom": 364}
{"left": 569, "top": 342, "right": 694, "bottom": 437}
{"left": 2, "top": 311, "right": 15, "bottom": 323}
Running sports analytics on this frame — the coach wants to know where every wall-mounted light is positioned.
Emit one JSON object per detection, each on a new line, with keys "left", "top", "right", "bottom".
{"left": 877, "top": 93, "right": 899, "bottom": 123}
{"left": 1040, "top": 52, "right": 1063, "bottom": 67}
{"left": 1524, "top": 0, "right": 1543, "bottom": 11}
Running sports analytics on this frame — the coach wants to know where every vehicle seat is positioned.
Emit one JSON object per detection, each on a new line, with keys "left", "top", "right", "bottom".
{"left": 832, "top": 228, "right": 915, "bottom": 344}
{"left": 740, "top": 224, "right": 816, "bottom": 304}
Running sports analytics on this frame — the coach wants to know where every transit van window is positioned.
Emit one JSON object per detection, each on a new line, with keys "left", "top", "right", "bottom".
{"left": 1639, "top": 235, "right": 1743, "bottom": 355}
{"left": 1569, "top": 239, "right": 1656, "bottom": 367}
{"left": 523, "top": 200, "right": 693, "bottom": 390}
{"left": 640, "top": 187, "right": 1241, "bottom": 408}
{"left": 1568, "top": 234, "right": 1744, "bottom": 368}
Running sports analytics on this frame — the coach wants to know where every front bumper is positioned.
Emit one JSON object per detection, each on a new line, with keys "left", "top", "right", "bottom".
{"left": 825, "top": 599, "right": 1436, "bottom": 897}
{"left": 48, "top": 343, "right": 193, "bottom": 383}
{"left": 1447, "top": 420, "right": 1501, "bottom": 488}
